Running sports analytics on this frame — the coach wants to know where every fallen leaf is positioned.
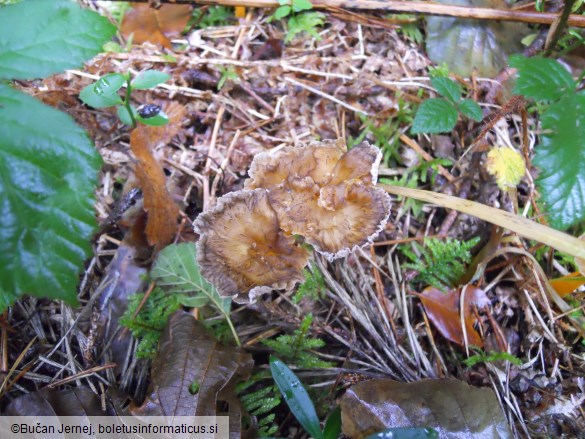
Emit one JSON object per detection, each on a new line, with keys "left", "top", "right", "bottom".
{"left": 340, "top": 378, "right": 512, "bottom": 438}
{"left": 549, "top": 272, "right": 585, "bottom": 298}
{"left": 425, "top": 0, "right": 530, "bottom": 77}
{"left": 486, "top": 146, "right": 526, "bottom": 190}
{"left": 129, "top": 103, "right": 185, "bottom": 250}
{"left": 130, "top": 311, "right": 254, "bottom": 437}
{"left": 416, "top": 285, "right": 489, "bottom": 347}
{"left": 121, "top": 3, "right": 192, "bottom": 49}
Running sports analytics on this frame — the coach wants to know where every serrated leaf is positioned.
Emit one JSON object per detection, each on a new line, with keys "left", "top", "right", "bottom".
{"left": 270, "top": 356, "right": 324, "bottom": 439}
{"left": 80, "top": 73, "right": 125, "bottom": 108}
{"left": 411, "top": 99, "right": 458, "bottom": 134}
{"left": 0, "top": 0, "right": 116, "bottom": 80}
{"left": 131, "top": 70, "right": 171, "bottom": 90}
{"left": 431, "top": 77, "right": 461, "bottom": 103}
{"left": 534, "top": 93, "right": 585, "bottom": 230}
{"left": 425, "top": 0, "right": 530, "bottom": 77}
{"left": 292, "top": 0, "right": 313, "bottom": 12}
{"left": 0, "top": 84, "right": 101, "bottom": 311}
{"left": 458, "top": 99, "right": 483, "bottom": 121}
{"left": 151, "top": 243, "right": 231, "bottom": 314}
{"left": 486, "top": 147, "right": 525, "bottom": 190}
{"left": 509, "top": 55, "right": 575, "bottom": 101}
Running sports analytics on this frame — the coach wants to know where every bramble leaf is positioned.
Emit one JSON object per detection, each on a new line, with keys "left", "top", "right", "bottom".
{"left": 0, "top": 0, "right": 116, "bottom": 80}
{"left": 0, "top": 84, "right": 102, "bottom": 311}
{"left": 509, "top": 55, "right": 575, "bottom": 101}
{"left": 431, "top": 77, "right": 461, "bottom": 103}
{"left": 458, "top": 99, "right": 483, "bottom": 121}
{"left": 533, "top": 93, "right": 585, "bottom": 229}
{"left": 131, "top": 70, "right": 170, "bottom": 90}
{"left": 411, "top": 99, "right": 458, "bottom": 134}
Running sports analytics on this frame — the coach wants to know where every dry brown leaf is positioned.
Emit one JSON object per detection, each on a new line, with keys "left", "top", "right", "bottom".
{"left": 416, "top": 285, "right": 489, "bottom": 347}
{"left": 128, "top": 102, "right": 185, "bottom": 249}
{"left": 121, "top": 3, "right": 192, "bottom": 49}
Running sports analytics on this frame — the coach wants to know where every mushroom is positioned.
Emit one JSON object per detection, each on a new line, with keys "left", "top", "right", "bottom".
{"left": 245, "top": 141, "right": 391, "bottom": 260}
{"left": 194, "top": 189, "right": 310, "bottom": 302}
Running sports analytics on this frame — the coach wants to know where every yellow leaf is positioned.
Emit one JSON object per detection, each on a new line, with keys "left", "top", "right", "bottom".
{"left": 486, "top": 147, "right": 526, "bottom": 190}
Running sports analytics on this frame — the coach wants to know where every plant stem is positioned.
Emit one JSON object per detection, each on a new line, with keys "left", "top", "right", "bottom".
{"left": 124, "top": 78, "right": 137, "bottom": 128}
{"left": 381, "top": 184, "right": 585, "bottom": 260}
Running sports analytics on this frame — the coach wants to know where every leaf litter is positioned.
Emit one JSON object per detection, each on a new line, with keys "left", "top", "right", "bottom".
{"left": 2, "top": 2, "right": 585, "bottom": 438}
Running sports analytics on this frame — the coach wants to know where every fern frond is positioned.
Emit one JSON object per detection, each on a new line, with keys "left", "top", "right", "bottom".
{"left": 401, "top": 237, "right": 480, "bottom": 289}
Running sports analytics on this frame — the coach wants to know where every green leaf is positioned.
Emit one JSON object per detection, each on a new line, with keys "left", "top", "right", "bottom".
{"left": 0, "top": 0, "right": 116, "bottom": 80}
{"left": 411, "top": 98, "right": 458, "bottom": 134}
{"left": 274, "top": 5, "right": 291, "bottom": 19}
{"left": 534, "top": 93, "right": 585, "bottom": 230}
{"left": 79, "top": 73, "right": 125, "bottom": 108}
{"left": 0, "top": 84, "right": 101, "bottom": 311}
{"left": 151, "top": 243, "right": 231, "bottom": 314}
{"left": 117, "top": 105, "right": 138, "bottom": 126}
{"left": 292, "top": 0, "right": 313, "bottom": 12}
{"left": 458, "top": 99, "right": 483, "bottom": 122}
{"left": 509, "top": 55, "right": 575, "bottom": 101}
{"left": 138, "top": 111, "right": 169, "bottom": 126}
{"left": 131, "top": 70, "right": 171, "bottom": 90}
{"left": 365, "top": 428, "right": 439, "bottom": 439}
{"left": 322, "top": 406, "right": 342, "bottom": 439}
{"left": 285, "top": 11, "right": 325, "bottom": 43}
{"left": 431, "top": 77, "right": 461, "bottom": 103}
{"left": 270, "top": 356, "right": 324, "bottom": 439}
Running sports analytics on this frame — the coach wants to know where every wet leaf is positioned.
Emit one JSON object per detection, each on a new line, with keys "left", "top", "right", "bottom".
{"left": 425, "top": 0, "right": 530, "bottom": 77}
{"left": 0, "top": 0, "right": 116, "bottom": 80}
{"left": 365, "top": 428, "right": 438, "bottom": 439}
{"left": 416, "top": 285, "right": 489, "bottom": 347}
{"left": 509, "top": 55, "right": 575, "bottom": 101}
{"left": 0, "top": 84, "right": 102, "bottom": 310}
{"left": 131, "top": 311, "right": 253, "bottom": 436}
{"left": 270, "top": 356, "right": 323, "bottom": 439}
{"left": 121, "top": 3, "right": 192, "bottom": 49}
{"left": 533, "top": 92, "right": 585, "bottom": 230}
{"left": 79, "top": 73, "right": 125, "bottom": 108}
{"left": 340, "top": 378, "right": 512, "bottom": 438}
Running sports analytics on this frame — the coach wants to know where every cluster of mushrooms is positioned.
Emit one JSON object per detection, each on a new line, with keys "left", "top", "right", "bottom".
{"left": 194, "top": 140, "right": 392, "bottom": 302}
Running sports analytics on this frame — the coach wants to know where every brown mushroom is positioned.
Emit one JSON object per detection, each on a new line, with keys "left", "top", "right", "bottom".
{"left": 245, "top": 141, "right": 391, "bottom": 260}
{"left": 193, "top": 189, "right": 310, "bottom": 302}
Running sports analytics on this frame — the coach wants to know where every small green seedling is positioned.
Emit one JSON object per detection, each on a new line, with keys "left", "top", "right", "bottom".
{"left": 79, "top": 69, "right": 170, "bottom": 127}
{"left": 269, "top": 0, "right": 325, "bottom": 43}
{"left": 270, "top": 356, "right": 341, "bottom": 439}
{"left": 411, "top": 76, "right": 483, "bottom": 134}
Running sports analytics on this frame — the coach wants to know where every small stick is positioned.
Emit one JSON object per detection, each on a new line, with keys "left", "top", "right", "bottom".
{"left": 120, "top": 0, "right": 585, "bottom": 28}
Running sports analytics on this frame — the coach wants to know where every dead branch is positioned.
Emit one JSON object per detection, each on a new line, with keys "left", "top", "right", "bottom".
{"left": 121, "top": 0, "right": 585, "bottom": 28}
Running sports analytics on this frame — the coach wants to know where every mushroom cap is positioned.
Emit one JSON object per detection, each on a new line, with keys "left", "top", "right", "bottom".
{"left": 245, "top": 141, "right": 391, "bottom": 260}
{"left": 194, "top": 189, "right": 310, "bottom": 302}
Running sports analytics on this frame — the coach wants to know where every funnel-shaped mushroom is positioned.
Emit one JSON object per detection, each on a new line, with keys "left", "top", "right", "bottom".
{"left": 245, "top": 141, "right": 391, "bottom": 260}
{"left": 194, "top": 189, "right": 310, "bottom": 302}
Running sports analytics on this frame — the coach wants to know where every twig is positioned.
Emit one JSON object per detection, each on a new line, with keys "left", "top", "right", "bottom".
{"left": 119, "top": 0, "right": 585, "bottom": 28}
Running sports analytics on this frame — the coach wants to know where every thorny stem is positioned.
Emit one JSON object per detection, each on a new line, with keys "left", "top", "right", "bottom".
{"left": 124, "top": 78, "right": 137, "bottom": 128}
